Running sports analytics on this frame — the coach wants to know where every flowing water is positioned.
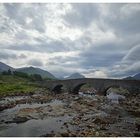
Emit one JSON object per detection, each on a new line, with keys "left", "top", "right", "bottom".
{"left": 79, "top": 91, "right": 96, "bottom": 98}
{"left": 106, "top": 92, "right": 125, "bottom": 104}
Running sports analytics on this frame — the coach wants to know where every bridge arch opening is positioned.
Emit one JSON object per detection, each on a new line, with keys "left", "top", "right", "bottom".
{"left": 72, "top": 83, "right": 86, "bottom": 94}
{"left": 104, "top": 85, "right": 120, "bottom": 96}
{"left": 104, "top": 85, "right": 129, "bottom": 96}
{"left": 52, "top": 84, "right": 63, "bottom": 94}
{"left": 72, "top": 83, "right": 97, "bottom": 94}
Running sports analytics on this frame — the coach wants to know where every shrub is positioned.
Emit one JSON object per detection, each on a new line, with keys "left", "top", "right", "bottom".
{"left": 30, "top": 74, "right": 43, "bottom": 81}
{"left": 13, "top": 71, "right": 29, "bottom": 78}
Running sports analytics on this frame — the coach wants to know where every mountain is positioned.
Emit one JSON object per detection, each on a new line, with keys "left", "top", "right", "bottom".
{"left": 57, "top": 76, "right": 65, "bottom": 80}
{"left": 123, "top": 73, "right": 140, "bottom": 80}
{"left": 133, "top": 73, "right": 140, "bottom": 80}
{"left": 65, "top": 73, "right": 85, "bottom": 79}
{"left": 123, "top": 76, "right": 134, "bottom": 80}
{"left": 16, "top": 66, "right": 56, "bottom": 79}
{"left": 0, "top": 62, "right": 15, "bottom": 72}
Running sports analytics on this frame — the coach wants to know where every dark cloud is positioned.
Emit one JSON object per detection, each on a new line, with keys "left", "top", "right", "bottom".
{"left": 127, "top": 62, "right": 140, "bottom": 74}
{"left": 4, "top": 3, "right": 47, "bottom": 33}
{"left": 112, "top": 44, "right": 140, "bottom": 77}
{"left": 0, "top": 51, "right": 17, "bottom": 60}
{"left": 78, "top": 39, "right": 125, "bottom": 69}
{"left": 98, "top": 4, "right": 140, "bottom": 35}
{"left": 63, "top": 3, "right": 99, "bottom": 28}
{"left": 80, "top": 52, "right": 123, "bottom": 68}
{"left": 4, "top": 39, "right": 69, "bottom": 53}
{"left": 122, "top": 44, "right": 140, "bottom": 63}
{"left": 48, "top": 56, "right": 79, "bottom": 64}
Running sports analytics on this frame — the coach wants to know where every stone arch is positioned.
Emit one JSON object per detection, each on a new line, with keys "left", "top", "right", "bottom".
{"left": 103, "top": 85, "right": 123, "bottom": 96}
{"left": 52, "top": 84, "right": 63, "bottom": 93}
{"left": 72, "top": 83, "right": 86, "bottom": 94}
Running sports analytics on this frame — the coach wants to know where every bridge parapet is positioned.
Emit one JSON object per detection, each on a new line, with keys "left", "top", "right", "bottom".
{"left": 42, "top": 78, "right": 140, "bottom": 95}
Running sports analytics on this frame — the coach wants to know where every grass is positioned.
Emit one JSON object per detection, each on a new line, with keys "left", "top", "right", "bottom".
{"left": 0, "top": 75, "right": 41, "bottom": 97}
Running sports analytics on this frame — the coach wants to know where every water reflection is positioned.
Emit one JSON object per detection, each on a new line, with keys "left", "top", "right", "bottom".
{"left": 0, "top": 99, "right": 74, "bottom": 136}
{"left": 0, "top": 115, "right": 75, "bottom": 137}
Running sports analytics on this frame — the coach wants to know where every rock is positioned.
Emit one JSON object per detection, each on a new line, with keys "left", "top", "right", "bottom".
{"left": 95, "top": 131, "right": 99, "bottom": 136}
{"left": 134, "top": 132, "right": 140, "bottom": 137}
{"left": 13, "top": 116, "right": 29, "bottom": 123}
{"left": 16, "top": 107, "right": 41, "bottom": 120}
{"left": 0, "top": 104, "right": 16, "bottom": 111}
{"left": 99, "top": 124, "right": 108, "bottom": 130}
{"left": 0, "top": 120, "right": 4, "bottom": 122}
{"left": 41, "top": 133, "right": 55, "bottom": 137}
{"left": 92, "top": 117, "right": 114, "bottom": 124}
{"left": 82, "top": 117, "right": 89, "bottom": 121}
{"left": 5, "top": 120, "right": 13, "bottom": 124}
{"left": 87, "top": 124, "right": 94, "bottom": 129}
{"left": 48, "top": 109, "right": 53, "bottom": 112}
{"left": 0, "top": 106, "right": 6, "bottom": 111}
{"left": 5, "top": 117, "right": 29, "bottom": 124}
{"left": 60, "top": 132, "right": 69, "bottom": 137}
{"left": 128, "top": 109, "right": 140, "bottom": 117}
{"left": 135, "top": 121, "right": 140, "bottom": 131}
{"left": 63, "top": 122, "right": 69, "bottom": 128}
{"left": 74, "top": 97, "right": 80, "bottom": 101}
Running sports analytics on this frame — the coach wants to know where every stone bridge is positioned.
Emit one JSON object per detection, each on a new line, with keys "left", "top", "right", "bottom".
{"left": 41, "top": 78, "right": 140, "bottom": 95}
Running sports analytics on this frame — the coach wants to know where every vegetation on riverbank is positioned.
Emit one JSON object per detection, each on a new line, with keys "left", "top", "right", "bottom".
{"left": 0, "top": 75, "right": 42, "bottom": 97}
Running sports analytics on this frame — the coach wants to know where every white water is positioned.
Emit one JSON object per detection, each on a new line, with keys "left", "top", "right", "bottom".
{"left": 107, "top": 92, "right": 125, "bottom": 104}
{"left": 79, "top": 91, "right": 95, "bottom": 98}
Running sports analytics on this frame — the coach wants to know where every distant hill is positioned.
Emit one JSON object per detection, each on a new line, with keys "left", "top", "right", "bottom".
{"left": 65, "top": 73, "right": 85, "bottom": 79}
{"left": 16, "top": 66, "right": 56, "bottom": 79}
{"left": 123, "top": 76, "right": 134, "bottom": 80}
{"left": 123, "top": 73, "right": 140, "bottom": 80}
{"left": 57, "top": 76, "right": 65, "bottom": 80}
{"left": 0, "top": 62, "right": 15, "bottom": 72}
{"left": 133, "top": 73, "right": 140, "bottom": 80}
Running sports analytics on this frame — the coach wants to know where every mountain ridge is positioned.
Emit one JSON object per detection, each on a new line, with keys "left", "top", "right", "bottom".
{"left": 65, "top": 72, "right": 85, "bottom": 79}
{"left": 0, "top": 62, "right": 15, "bottom": 72}
{"left": 123, "top": 73, "right": 140, "bottom": 80}
{"left": 0, "top": 61, "right": 140, "bottom": 80}
{"left": 17, "top": 66, "right": 56, "bottom": 79}
{"left": 0, "top": 62, "right": 56, "bottom": 79}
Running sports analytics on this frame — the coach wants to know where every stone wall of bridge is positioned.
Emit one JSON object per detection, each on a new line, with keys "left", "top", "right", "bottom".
{"left": 42, "top": 78, "right": 140, "bottom": 95}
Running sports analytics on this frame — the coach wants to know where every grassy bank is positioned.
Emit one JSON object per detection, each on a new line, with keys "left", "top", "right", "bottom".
{"left": 0, "top": 75, "right": 41, "bottom": 97}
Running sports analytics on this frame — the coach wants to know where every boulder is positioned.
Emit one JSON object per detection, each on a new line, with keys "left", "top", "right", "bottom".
{"left": 13, "top": 116, "right": 30, "bottom": 123}
{"left": 128, "top": 109, "right": 140, "bottom": 117}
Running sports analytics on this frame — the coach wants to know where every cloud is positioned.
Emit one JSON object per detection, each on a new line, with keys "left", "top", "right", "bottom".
{"left": 122, "top": 44, "right": 140, "bottom": 63}
{"left": 98, "top": 4, "right": 140, "bottom": 35}
{"left": 63, "top": 3, "right": 99, "bottom": 28}
{"left": 0, "top": 3, "right": 140, "bottom": 78}
{"left": 18, "top": 54, "right": 27, "bottom": 59}
{"left": 84, "top": 70, "right": 108, "bottom": 78}
{"left": 28, "top": 59, "right": 43, "bottom": 67}
{"left": 125, "top": 62, "right": 140, "bottom": 74}
{"left": 0, "top": 51, "right": 17, "bottom": 60}
{"left": 3, "top": 3, "right": 47, "bottom": 33}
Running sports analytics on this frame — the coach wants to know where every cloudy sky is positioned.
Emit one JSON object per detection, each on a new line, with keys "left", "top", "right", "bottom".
{"left": 0, "top": 3, "right": 140, "bottom": 78}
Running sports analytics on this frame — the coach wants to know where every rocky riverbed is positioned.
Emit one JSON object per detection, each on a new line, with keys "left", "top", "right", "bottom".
{"left": 0, "top": 90, "right": 139, "bottom": 137}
